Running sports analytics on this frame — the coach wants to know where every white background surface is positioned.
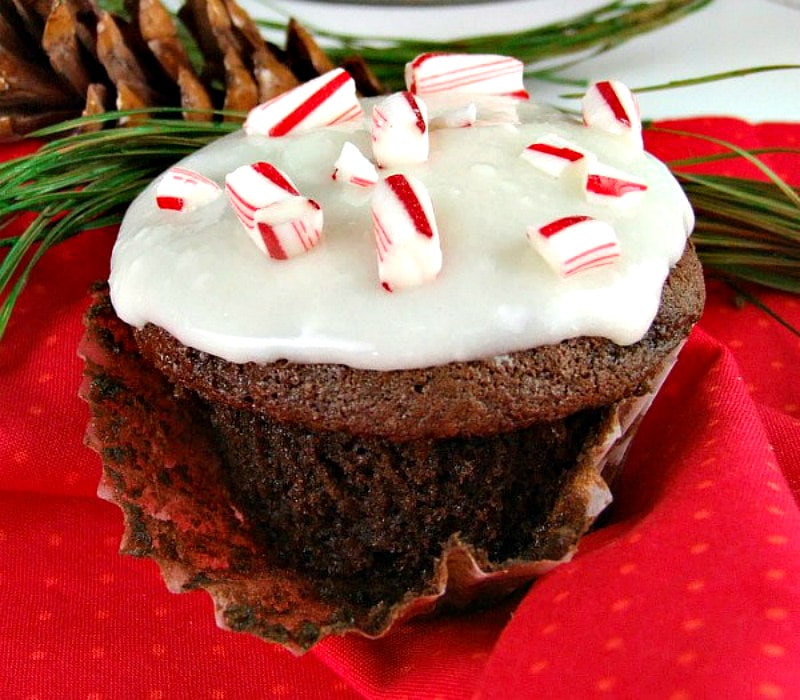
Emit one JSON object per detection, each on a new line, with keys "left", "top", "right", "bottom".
{"left": 240, "top": 0, "right": 800, "bottom": 122}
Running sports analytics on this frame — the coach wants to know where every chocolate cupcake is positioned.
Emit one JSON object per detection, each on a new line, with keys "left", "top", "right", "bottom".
{"left": 83, "top": 56, "right": 704, "bottom": 651}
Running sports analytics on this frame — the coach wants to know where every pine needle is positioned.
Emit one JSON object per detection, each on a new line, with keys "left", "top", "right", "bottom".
{"left": 559, "top": 64, "right": 800, "bottom": 98}
{"left": 723, "top": 279, "right": 800, "bottom": 338}
{"left": 643, "top": 126, "right": 800, "bottom": 295}
{"left": 680, "top": 172, "right": 800, "bottom": 293}
{"left": 0, "top": 112, "right": 238, "bottom": 340}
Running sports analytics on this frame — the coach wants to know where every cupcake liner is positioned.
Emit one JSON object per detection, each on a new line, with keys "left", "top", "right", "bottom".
{"left": 80, "top": 283, "right": 678, "bottom": 653}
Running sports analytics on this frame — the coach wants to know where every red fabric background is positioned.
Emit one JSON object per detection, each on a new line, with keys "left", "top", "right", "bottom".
{"left": 1, "top": 119, "right": 798, "bottom": 699}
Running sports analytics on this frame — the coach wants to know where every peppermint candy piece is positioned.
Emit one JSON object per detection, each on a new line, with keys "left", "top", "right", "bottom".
{"left": 521, "top": 134, "right": 592, "bottom": 178}
{"left": 582, "top": 80, "right": 643, "bottom": 148}
{"left": 584, "top": 162, "right": 648, "bottom": 207}
{"left": 155, "top": 166, "right": 221, "bottom": 212}
{"left": 371, "top": 173, "right": 442, "bottom": 292}
{"left": 225, "top": 162, "right": 300, "bottom": 230}
{"left": 527, "top": 215, "right": 621, "bottom": 277}
{"left": 430, "top": 102, "right": 477, "bottom": 130}
{"left": 405, "top": 52, "right": 529, "bottom": 100}
{"left": 252, "top": 197, "right": 324, "bottom": 260}
{"left": 370, "top": 91, "right": 429, "bottom": 168}
{"left": 244, "top": 68, "right": 364, "bottom": 138}
{"left": 332, "top": 141, "right": 379, "bottom": 188}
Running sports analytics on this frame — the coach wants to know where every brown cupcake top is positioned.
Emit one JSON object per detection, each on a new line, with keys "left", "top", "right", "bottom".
{"left": 132, "top": 244, "right": 704, "bottom": 441}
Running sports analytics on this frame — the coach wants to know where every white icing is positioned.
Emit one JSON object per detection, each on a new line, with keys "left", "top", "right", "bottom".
{"left": 109, "top": 98, "right": 694, "bottom": 371}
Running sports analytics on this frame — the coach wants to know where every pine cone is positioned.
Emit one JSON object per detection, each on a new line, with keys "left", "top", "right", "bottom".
{"left": 0, "top": 0, "right": 384, "bottom": 139}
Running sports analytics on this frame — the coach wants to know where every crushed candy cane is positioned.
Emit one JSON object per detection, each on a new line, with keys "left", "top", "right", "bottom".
{"left": 332, "top": 142, "right": 379, "bottom": 188}
{"left": 370, "top": 91, "right": 430, "bottom": 168}
{"left": 582, "top": 80, "right": 643, "bottom": 149}
{"left": 584, "top": 162, "right": 648, "bottom": 206}
{"left": 527, "top": 215, "right": 621, "bottom": 277}
{"left": 521, "top": 134, "right": 591, "bottom": 178}
{"left": 225, "top": 162, "right": 300, "bottom": 230}
{"left": 155, "top": 167, "right": 221, "bottom": 212}
{"left": 406, "top": 52, "right": 529, "bottom": 100}
{"left": 430, "top": 102, "right": 477, "bottom": 130}
{"left": 252, "top": 197, "right": 324, "bottom": 260}
{"left": 371, "top": 173, "right": 442, "bottom": 292}
{"left": 222, "top": 56, "right": 657, "bottom": 288}
{"left": 244, "top": 68, "right": 364, "bottom": 138}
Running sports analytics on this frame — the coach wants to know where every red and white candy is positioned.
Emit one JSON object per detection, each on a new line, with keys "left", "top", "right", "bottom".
{"left": 527, "top": 215, "right": 621, "bottom": 277}
{"left": 332, "top": 141, "right": 379, "bottom": 188}
{"left": 582, "top": 80, "right": 642, "bottom": 148}
{"left": 584, "top": 162, "right": 648, "bottom": 207}
{"left": 224, "top": 161, "right": 300, "bottom": 230}
{"left": 430, "top": 102, "right": 477, "bottom": 130}
{"left": 155, "top": 166, "right": 221, "bottom": 212}
{"left": 371, "top": 173, "right": 442, "bottom": 292}
{"left": 252, "top": 197, "right": 323, "bottom": 260}
{"left": 406, "top": 52, "right": 529, "bottom": 100}
{"left": 521, "top": 134, "right": 591, "bottom": 178}
{"left": 244, "top": 68, "right": 364, "bottom": 138}
{"left": 370, "top": 91, "right": 429, "bottom": 168}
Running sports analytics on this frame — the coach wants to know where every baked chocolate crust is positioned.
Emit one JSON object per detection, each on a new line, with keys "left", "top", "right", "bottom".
{"left": 211, "top": 399, "right": 604, "bottom": 606}
{"left": 132, "top": 244, "right": 704, "bottom": 440}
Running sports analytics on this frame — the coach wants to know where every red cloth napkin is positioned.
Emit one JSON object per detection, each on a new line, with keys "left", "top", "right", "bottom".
{"left": 1, "top": 119, "right": 798, "bottom": 699}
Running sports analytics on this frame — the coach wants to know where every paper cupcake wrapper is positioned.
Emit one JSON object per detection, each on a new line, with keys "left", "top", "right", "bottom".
{"left": 79, "top": 283, "right": 683, "bottom": 653}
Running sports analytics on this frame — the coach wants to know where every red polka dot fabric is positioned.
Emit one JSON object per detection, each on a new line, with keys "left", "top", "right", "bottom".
{"left": 1, "top": 119, "right": 799, "bottom": 699}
